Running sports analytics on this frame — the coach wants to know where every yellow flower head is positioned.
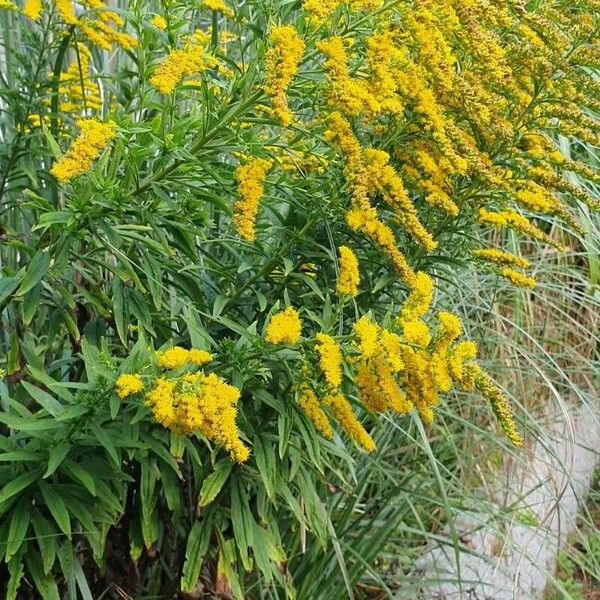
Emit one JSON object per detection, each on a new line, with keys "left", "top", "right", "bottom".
{"left": 23, "top": 0, "right": 42, "bottom": 20}
{"left": 157, "top": 346, "right": 190, "bottom": 370}
{"left": 203, "top": 0, "right": 233, "bottom": 17}
{"left": 188, "top": 349, "right": 213, "bottom": 366}
{"left": 264, "top": 25, "right": 305, "bottom": 126}
{"left": 115, "top": 374, "right": 144, "bottom": 399}
{"left": 265, "top": 307, "right": 302, "bottom": 345}
{"left": 315, "top": 333, "right": 343, "bottom": 389}
{"left": 353, "top": 315, "right": 380, "bottom": 358}
{"left": 298, "top": 384, "right": 333, "bottom": 440}
{"left": 50, "top": 119, "right": 117, "bottom": 183}
{"left": 324, "top": 392, "right": 376, "bottom": 453}
{"left": 232, "top": 157, "right": 272, "bottom": 242}
{"left": 150, "top": 14, "right": 167, "bottom": 30}
{"left": 336, "top": 246, "right": 360, "bottom": 297}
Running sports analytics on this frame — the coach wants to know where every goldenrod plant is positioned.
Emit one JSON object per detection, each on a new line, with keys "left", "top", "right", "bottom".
{"left": 0, "top": 0, "right": 598, "bottom": 596}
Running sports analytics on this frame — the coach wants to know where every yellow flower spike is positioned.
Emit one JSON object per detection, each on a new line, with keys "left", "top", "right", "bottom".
{"left": 265, "top": 307, "right": 302, "bottom": 345}
{"left": 447, "top": 341, "right": 478, "bottom": 383}
{"left": 473, "top": 366, "right": 522, "bottom": 447}
{"left": 156, "top": 346, "right": 190, "bottom": 370}
{"left": 298, "top": 384, "right": 333, "bottom": 440}
{"left": 352, "top": 315, "right": 380, "bottom": 359}
{"left": 50, "top": 119, "right": 117, "bottom": 184}
{"left": 499, "top": 268, "right": 537, "bottom": 289}
{"left": 150, "top": 37, "right": 212, "bottom": 94}
{"left": 336, "top": 246, "right": 360, "bottom": 297}
{"left": 264, "top": 25, "right": 305, "bottom": 127}
{"left": 23, "top": 0, "right": 41, "bottom": 20}
{"left": 150, "top": 15, "right": 167, "bottom": 30}
{"left": 323, "top": 392, "right": 376, "bottom": 453}
{"left": 472, "top": 248, "right": 531, "bottom": 270}
{"left": 188, "top": 349, "right": 213, "bottom": 366}
{"left": 203, "top": 0, "right": 233, "bottom": 17}
{"left": 315, "top": 333, "right": 343, "bottom": 389}
{"left": 232, "top": 157, "right": 272, "bottom": 242}
{"left": 115, "top": 374, "right": 144, "bottom": 399}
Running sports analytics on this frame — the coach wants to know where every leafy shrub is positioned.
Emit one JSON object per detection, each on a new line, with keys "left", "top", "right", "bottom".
{"left": 0, "top": 0, "right": 598, "bottom": 596}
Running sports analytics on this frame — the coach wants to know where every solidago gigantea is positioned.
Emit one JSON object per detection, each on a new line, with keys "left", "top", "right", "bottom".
{"left": 50, "top": 119, "right": 117, "bottom": 183}
{"left": 264, "top": 25, "right": 305, "bottom": 127}
{"left": 265, "top": 307, "right": 302, "bottom": 345}
{"left": 336, "top": 246, "right": 360, "bottom": 297}
{"left": 233, "top": 158, "right": 272, "bottom": 242}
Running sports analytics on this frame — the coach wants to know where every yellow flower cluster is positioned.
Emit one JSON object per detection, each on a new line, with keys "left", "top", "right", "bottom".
{"left": 472, "top": 366, "right": 522, "bottom": 447}
{"left": 50, "top": 119, "right": 117, "bottom": 183}
{"left": 150, "top": 34, "right": 214, "bottom": 94}
{"left": 323, "top": 393, "right": 376, "bottom": 452}
{"left": 55, "top": 0, "right": 136, "bottom": 50}
{"left": 145, "top": 372, "right": 250, "bottom": 462}
{"left": 298, "top": 384, "right": 333, "bottom": 440}
{"left": 265, "top": 307, "right": 302, "bottom": 345}
{"left": 115, "top": 374, "right": 144, "bottom": 399}
{"left": 157, "top": 346, "right": 213, "bottom": 370}
{"left": 232, "top": 158, "right": 272, "bottom": 242}
{"left": 315, "top": 333, "right": 343, "bottom": 388}
{"left": 55, "top": 44, "right": 102, "bottom": 116}
{"left": 336, "top": 246, "right": 360, "bottom": 297}
{"left": 264, "top": 25, "right": 305, "bottom": 127}
{"left": 150, "top": 15, "right": 167, "bottom": 30}
{"left": 472, "top": 249, "right": 530, "bottom": 270}
{"left": 203, "top": 0, "right": 233, "bottom": 17}
{"left": 23, "top": 0, "right": 41, "bottom": 20}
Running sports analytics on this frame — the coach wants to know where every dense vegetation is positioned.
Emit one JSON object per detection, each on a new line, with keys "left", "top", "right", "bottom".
{"left": 0, "top": 0, "right": 598, "bottom": 597}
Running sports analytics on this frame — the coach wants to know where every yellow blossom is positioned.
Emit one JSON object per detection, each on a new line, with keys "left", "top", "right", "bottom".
{"left": 323, "top": 392, "right": 376, "bottom": 452}
{"left": 115, "top": 374, "right": 144, "bottom": 399}
{"left": 315, "top": 333, "right": 343, "bottom": 389}
{"left": 232, "top": 158, "right": 272, "bottom": 242}
{"left": 203, "top": 0, "right": 233, "bottom": 17}
{"left": 23, "top": 0, "right": 41, "bottom": 20}
{"left": 150, "top": 37, "right": 212, "bottom": 94}
{"left": 473, "top": 366, "right": 522, "bottom": 447}
{"left": 353, "top": 315, "right": 380, "bottom": 359}
{"left": 50, "top": 119, "right": 116, "bottom": 183}
{"left": 265, "top": 307, "right": 302, "bottom": 345}
{"left": 264, "top": 25, "right": 305, "bottom": 126}
{"left": 298, "top": 384, "right": 333, "bottom": 440}
{"left": 472, "top": 248, "right": 530, "bottom": 270}
{"left": 157, "top": 346, "right": 190, "bottom": 370}
{"left": 188, "top": 349, "right": 213, "bottom": 366}
{"left": 150, "top": 15, "right": 167, "bottom": 29}
{"left": 336, "top": 246, "right": 360, "bottom": 297}
{"left": 499, "top": 268, "right": 537, "bottom": 289}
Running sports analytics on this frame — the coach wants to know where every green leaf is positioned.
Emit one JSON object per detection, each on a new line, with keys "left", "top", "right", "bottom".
{"left": 38, "top": 482, "right": 71, "bottom": 539}
{"left": 90, "top": 424, "right": 119, "bottom": 466}
{"left": 231, "top": 478, "right": 254, "bottom": 572}
{"left": 7, "top": 555, "right": 24, "bottom": 600}
{"left": 62, "top": 460, "right": 96, "bottom": 496}
{"left": 140, "top": 458, "right": 158, "bottom": 518}
{"left": 57, "top": 542, "right": 76, "bottom": 600}
{"left": 180, "top": 519, "right": 212, "bottom": 593}
{"left": 15, "top": 250, "right": 51, "bottom": 297}
{"left": 0, "top": 276, "right": 21, "bottom": 308}
{"left": 21, "top": 381, "right": 63, "bottom": 417}
{"left": 0, "top": 468, "right": 41, "bottom": 504}
{"left": 198, "top": 460, "right": 233, "bottom": 507}
{"left": 112, "top": 277, "right": 129, "bottom": 347}
{"left": 25, "top": 552, "right": 60, "bottom": 600}
{"left": 6, "top": 501, "right": 31, "bottom": 562}
{"left": 44, "top": 441, "right": 70, "bottom": 478}
{"left": 253, "top": 436, "right": 276, "bottom": 499}
{"left": 32, "top": 511, "right": 57, "bottom": 575}
{"left": 141, "top": 505, "right": 159, "bottom": 549}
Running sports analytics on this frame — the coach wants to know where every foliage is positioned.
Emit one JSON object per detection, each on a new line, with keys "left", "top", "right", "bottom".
{"left": 0, "top": 0, "right": 599, "bottom": 596}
